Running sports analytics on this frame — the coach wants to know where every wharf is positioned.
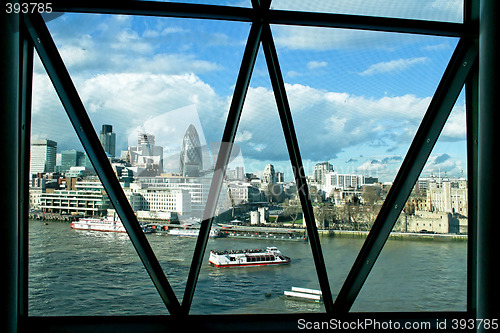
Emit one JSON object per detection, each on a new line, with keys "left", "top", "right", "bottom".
{"left": 329, "top": 229, "right": 467, "bottom": 241}
{"left": 218, "top": 225, "right": 307, "bottom": 241}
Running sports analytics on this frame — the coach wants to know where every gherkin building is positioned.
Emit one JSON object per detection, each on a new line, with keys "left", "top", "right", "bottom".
{"left": 180, "top": 124, "right": 203, "bottom": 177}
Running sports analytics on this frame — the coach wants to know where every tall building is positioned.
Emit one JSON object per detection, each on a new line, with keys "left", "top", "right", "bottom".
{"left": 60, "top": 149, "right": 84, "bottom": 173}
{"left": 324, "top": 172, "right": 361, "bottom": 190}
{"left": 99, "top": 124, "right": 116, "bottom": 157}
{"left": 313, "top": 162, "right": 334, "bottom": 184}
{"left": 30, "top": 139, "right": 57, "bottom": 174}
{"left": 262, "top": 164, "right": 276, "bottom": 184}
{"left": 276, "top": 171, "right": 284, "bottom": 183}
{"left": 129, "top": 132, "right": 163, "bottom": 176}
{"left": 427, "top": 179, "right": 468, "bottom": 217}
{"left": 180, "top": 124, "right": 203, "bottom": 177}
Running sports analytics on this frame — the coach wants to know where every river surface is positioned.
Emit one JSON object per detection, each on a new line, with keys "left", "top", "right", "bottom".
{"left": 28, "top": 220, "right": 467, "bottom": 316}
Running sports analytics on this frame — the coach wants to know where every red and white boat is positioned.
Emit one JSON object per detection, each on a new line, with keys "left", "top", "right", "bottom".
{"left": 71, "top": 217, "right": 153, "bottom": 234}
{"left": 208, "top": 247, "right": 291, "bottom": 267}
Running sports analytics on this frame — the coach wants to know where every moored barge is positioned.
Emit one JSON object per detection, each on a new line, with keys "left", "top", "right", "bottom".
{"left": 70, "top": 217, "right": 153, "bottom": 234}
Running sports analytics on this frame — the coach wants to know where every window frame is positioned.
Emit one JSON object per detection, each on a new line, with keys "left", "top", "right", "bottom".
{"left": 11, "top": 0, "right": 480, "bottom": 331}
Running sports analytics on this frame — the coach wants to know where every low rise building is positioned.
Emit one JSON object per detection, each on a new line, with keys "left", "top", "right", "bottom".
{"left": 126, "top": 184, "right": 191, "bottom": 216}
{"left": 38, "top": 190, "right": 110, "bottom": 216}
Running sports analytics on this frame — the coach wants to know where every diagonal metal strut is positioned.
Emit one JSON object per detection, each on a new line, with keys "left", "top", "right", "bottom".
{"left": 333, "top": 37, "right": 478, "bottom": 313}
{"left": 260, "top": 24, "right": 335, "bottom": 313}
{"left": 181, "top": 20, "right": 263, "bottom": 314}
{"left": 23, "top": 12, "right": 182, "bottom": 315}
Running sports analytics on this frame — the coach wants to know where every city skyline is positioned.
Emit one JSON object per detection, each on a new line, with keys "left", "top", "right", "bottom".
{"left": 31, "top": 4, "right": 467, "bottom": 182}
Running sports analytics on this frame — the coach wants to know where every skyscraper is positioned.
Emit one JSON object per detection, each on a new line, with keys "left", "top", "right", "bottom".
{"left": 60, "top": 149, "right": 85, "bottom": 173}
{"left": 99, "top": 124, "right": 116, "bottom": 157}
{"left": 313, "top": 162, "right": 334, "bottom": 184}
{"left": 30, "top": 139, "right": 57, "bottom": 174}
{"left": 263, "top": 164, "right": 276, "bottom": 184}
{"left": 180, "top": 124, "right": 203, "bottom": 177}
{"left": 128, "top": 132, "right": 163, "bottom": 177}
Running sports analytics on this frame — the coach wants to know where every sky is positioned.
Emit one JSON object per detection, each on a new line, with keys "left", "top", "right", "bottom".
{"left": 31, "top": 0, "right": 467, "bottom": 182}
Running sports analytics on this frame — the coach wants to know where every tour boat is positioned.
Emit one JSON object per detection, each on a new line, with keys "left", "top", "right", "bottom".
{"left": 208, "top": 247, "right": 291, "bottom": 267}
{"left": 168, "top": 227, "right": 222, "bottom": 238}
{"left": 71, "top": 217, "right": 153, "bottom": 234}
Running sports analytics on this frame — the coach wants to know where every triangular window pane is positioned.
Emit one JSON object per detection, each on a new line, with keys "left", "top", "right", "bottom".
{"left": 271, "top": 0, "right": 463, "bottom": 23}
{"left": 192, "top": 47, "right": 324, "bottom": 314}
{"left": 29, "top": 53, "right": 166, "bottom": 316}
{"left": 32, "top": 13, "right": 251, "bottom": 314}
{"left": 352, "top": 89, "right": 468, "bottom": 312}
{"left": 271, "top": 24, "right": 458, "bottom": 302}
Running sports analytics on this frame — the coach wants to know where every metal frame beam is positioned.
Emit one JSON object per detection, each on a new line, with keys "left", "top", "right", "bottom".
{"left": 1, "top": 7, "right": 21, "bottom": 333}
{"left": 464, "top": 0, "right": 479, "bottom": 317}
{"left": 182, "top": 18, "right": 263, "bottom": 314}
{"left": 18, "top": 16, "right": 34, "bottom": 320}
{"left": 8, "top": 0, "right": 485, "bottom": 329}
{"left": 477, "top": 0, "right": 500, "bottom": 322}
{"left": 22, "top": 311, "right": 474, "bottom": 333}
{"left": 22, "top": 12, "right": 181, "bottom": 316}
{"left": 260, "top": 23, "right": 334, "bottom": 313}
{"left": 333, "top": 37, "right": 478, "bottom": 313}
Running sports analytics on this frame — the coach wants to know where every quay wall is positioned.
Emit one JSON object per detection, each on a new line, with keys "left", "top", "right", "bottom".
{"left": 325, "top": 229, "right": 467, "bottom": 241}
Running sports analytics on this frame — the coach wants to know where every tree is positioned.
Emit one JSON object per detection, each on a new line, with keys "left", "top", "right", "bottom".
{"left": 362, "top": 185, "right": 381, "bottom": 205}
{"left": 282, "top": 198, "right": 302, "bottom": 227}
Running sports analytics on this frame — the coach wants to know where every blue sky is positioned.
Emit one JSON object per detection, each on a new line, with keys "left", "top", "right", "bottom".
{"left": 31, "top": 1, "right": 467, "bottom": 182}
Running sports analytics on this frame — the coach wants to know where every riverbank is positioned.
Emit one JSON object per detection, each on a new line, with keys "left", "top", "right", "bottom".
{"left": 28, "top": 216, "right": 467, "bottom": 241}
{"left": 324, "top": 229, "right": 467, "bottom": 241}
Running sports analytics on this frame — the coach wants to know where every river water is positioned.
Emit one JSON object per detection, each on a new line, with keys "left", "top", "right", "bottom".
{"left": 28, "top": 220, "right": 467, "bottom": 316}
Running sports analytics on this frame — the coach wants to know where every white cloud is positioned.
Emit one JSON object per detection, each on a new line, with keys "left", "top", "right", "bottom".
{"left": 307, "top": 61, "right": 328, "bottom": 70}
{"left": 359, "top": 57, "right": 429, "bottom": 76}
{"left": 235, "top": 130, "right": 253, "bottom": 143}
{"left": 235, "top": 83, "right": 430, "bottom": 163}
{"left": 31, "top": 70, "right": 227, "bottom": 154}
{"left": 422, "top": 42, "right": 451, "bottom": 51}
{"left": 422, "top": 153, "right": 465, "bottom": 177}
{"left": 47, "top": 14, "right": 222, "bottom": 76}
{"left": 273, "top": 25, "right": 405, "bottom": 51}
{"left": 440, "top": 105, "right": 466, "bottom": 140}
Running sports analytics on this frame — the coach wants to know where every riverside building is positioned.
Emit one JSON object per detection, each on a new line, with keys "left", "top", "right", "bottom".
{"left": 30, "top": 139, "right": 57, "bottom": 174}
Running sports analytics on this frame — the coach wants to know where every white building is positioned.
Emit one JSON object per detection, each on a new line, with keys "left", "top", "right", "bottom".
{"left": 226, "top": 181, "right": 264, "bottom": 204}
{"left": 126, "top": 185, "right": 191, "bottom": 216}
{"left": 134, "top": 176, "right": 210, "bottom": 217}
{"left": 30, "top": 139, "right": 57, "bottom": 174}
{"left": 313, "top": 162, "right": 333, "bottom": 184}
{"left": 324, "top": 172, "right": 364, "bottom": 191}
{"left": 38, "top": 190, "right": 109, "bottom": 216}
{"left": 262, "top": 164, "right": 276, "bottom": 184}
{"left": 128, "top": 132, "right": 163, "bottom": 177}
{"left": 427, "top": 179, "right": 468, "bottom": 217}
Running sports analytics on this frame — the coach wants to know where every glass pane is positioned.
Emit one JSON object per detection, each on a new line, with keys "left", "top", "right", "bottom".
{"left": 352, "top": 89, "right": 467, "bottom": 311}
{"left": 192, "top": 47, "right": 323, "bottom": 314}
{"left": 29, "top": 53, "right": 166, "bottom": 316}
{"left": 271, "top": 24, "right": 458, "bottom": 304}
{"left": 271, "top": 0, "right": 463, "bottom": 23}
{"left": 30, "top": 13, "right": 251, "bottom": 315}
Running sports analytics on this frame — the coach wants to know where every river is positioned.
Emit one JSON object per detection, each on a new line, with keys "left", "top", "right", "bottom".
{"left": 28, "top": 220, "right": 467, "bottom": 316}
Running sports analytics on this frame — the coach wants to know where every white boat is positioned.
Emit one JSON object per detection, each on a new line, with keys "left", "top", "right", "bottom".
{"left": 208, "top": 246, "right": 291, "bottom": 267}
{"left": 71, "top": 217, "right": 153, "bottom": 234}
{"left": 283, "top": 287, "right": 323, "bottom": 303}
{"left": 168, "top": 227, "right": 222, "bottom": 238}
